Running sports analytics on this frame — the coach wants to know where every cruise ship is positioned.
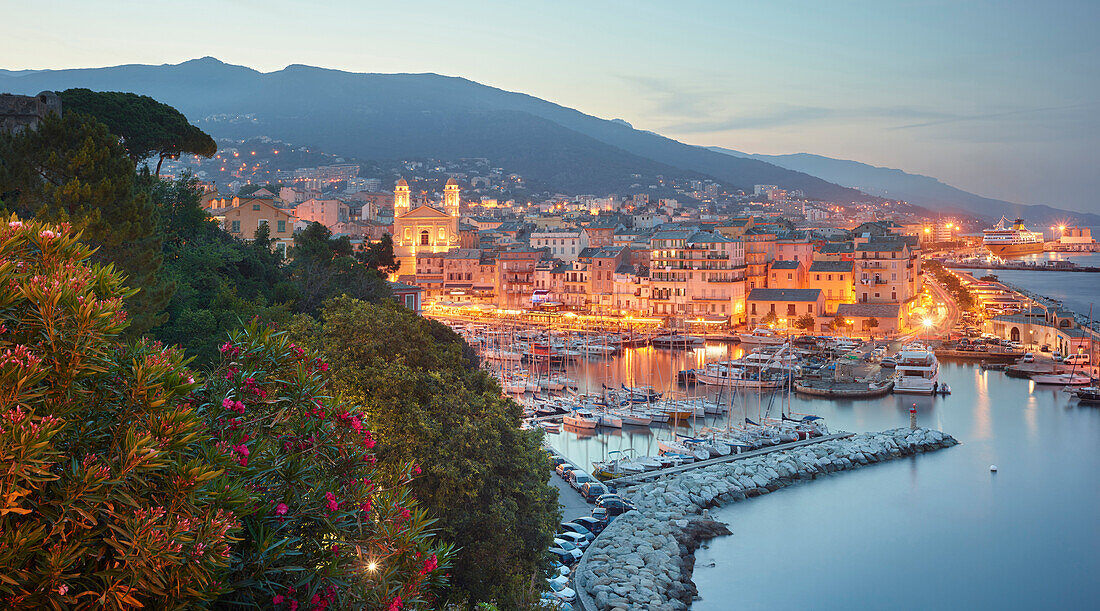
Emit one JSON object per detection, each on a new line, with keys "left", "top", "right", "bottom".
{"left": 982, "top": 217, "right": 1044, "bottom": 257}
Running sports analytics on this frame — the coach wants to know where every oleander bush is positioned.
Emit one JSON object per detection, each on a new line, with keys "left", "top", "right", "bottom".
{"left": 193, "top": 321, "right": 454, "bottom": 609}
{"left": 0, "top": 216, "right": 234, "bottom": 609}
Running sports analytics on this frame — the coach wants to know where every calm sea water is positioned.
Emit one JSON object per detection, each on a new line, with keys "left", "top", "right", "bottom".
{"left": 544, "top": 350, "right": 1100, "bottom": 610}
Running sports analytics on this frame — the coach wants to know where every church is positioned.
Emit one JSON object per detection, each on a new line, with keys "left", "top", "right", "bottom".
{"left": 391, "top": 178, "right": 461, "bottom": 276}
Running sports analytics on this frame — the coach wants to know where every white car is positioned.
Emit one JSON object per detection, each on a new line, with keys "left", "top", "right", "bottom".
{"left": 553, "top": 538, "right": 583, "bottom": 560}
{"left": 547, "top": 579, "right": 577, "bottom": 603}
{"left": 551, "top": 560, "right": 570, "bottom": 577}
{"left": 548, "top": 574, "right": 570, "bottom": 589}
{"left": 556, "top": 531, "right": 589, "bottom": 549}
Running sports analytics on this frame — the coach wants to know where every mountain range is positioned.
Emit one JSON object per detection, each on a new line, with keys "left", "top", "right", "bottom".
{"left": 1, "top": 57, "right": 1093, "bottom": 226}
{"left": 711, "top": 148, "right": 1100, "bottom": 227}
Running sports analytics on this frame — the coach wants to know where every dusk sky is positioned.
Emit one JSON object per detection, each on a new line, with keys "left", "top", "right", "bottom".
{"left": 3, "top": 0, "right": 1097, "bottom": 212}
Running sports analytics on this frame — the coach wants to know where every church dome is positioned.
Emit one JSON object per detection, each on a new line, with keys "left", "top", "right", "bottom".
{"left": 445, "top": 178, "right": 458, "bottom": 186}
{"left": 396, "top": 178, "right": 408, "bottom": 187}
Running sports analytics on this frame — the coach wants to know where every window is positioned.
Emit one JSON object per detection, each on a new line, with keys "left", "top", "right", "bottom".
{"left": 252, "top": 204, "right": 261, "bottom": 211}
{"left": 439, "top": 228, "right": 445, "bottom": 239}
{"left": 787, "top": 304, "right": 796, "bottom": 316}
{"left": 751, "top": 303, "right": 757, "bottom": 315}
{"left": 420, "top": 230, "right": 430, "bottom": 246}
{"left": 808, "top": 304, "right": 814, "bottom": 313}
{"left": 231, "top": 220, "right": 241, "bottom": 233}
{"left": 815, "top": 274, "right": 821, "bottom": 281}
{"left": 787, "top": 273, "right": 792, "bottom": 280}
{"left": 827, "top": 274, "right": 833, "bottom": 281}
{"left": 277, "top": 220, "right": 286, "bottom": 233}
{"left": 258, "top": 219, "right": 268, "bottom": 228}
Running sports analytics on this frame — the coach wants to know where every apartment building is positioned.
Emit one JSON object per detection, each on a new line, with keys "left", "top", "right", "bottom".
{"left": 496, "top": 249, "right": 544, "bottom": 308}
{"left": 649, "top": 230, "right": 746, "bottom": 319}
{"left": 808, "top": 260, "right": 855, "bottom": 313}
{"left": 529, "top": 229, "right": 588, "bottom": 262}
{"left": 854, "top": 238, "right": 918, "bottom": 304}
{"left": 211, "top": 196, "right": 297, "bottom": 254}
{"left": 768, "top": 260, "right": 804, "bottom": 289}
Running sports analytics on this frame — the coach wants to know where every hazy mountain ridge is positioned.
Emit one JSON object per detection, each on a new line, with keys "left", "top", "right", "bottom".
{"left": 711, "top": 147, "right": 1100, "bottom": 226}
{"left": 0, "top": 57, "right": 864, "bottom": 199}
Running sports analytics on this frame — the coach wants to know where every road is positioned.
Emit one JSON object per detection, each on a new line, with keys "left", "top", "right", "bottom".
{"left": 550, "top": 472, "right": 593, "bottom": 523}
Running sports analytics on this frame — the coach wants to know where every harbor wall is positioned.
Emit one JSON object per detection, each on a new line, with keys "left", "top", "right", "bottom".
{"left": 575, "top": 427, "right": 958, "bottom": 611}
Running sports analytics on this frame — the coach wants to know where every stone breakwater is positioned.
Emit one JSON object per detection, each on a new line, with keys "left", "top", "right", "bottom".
{"left": 576, "top": 428, "right": 958, "bottom": 611}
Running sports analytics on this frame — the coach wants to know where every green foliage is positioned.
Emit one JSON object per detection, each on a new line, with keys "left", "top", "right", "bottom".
{"left": 288, "top": 223, "right": 392, "bottom": 315}
{"left": 358, "top": 233, "right": 401, "bottom": 276}
{"left": 793, "top": 313, "right": 816, "bottom": 330}
{"left": 0, "top": 111, "right": 172, "bottom": 336}
{"left": 147, "top": 174, "right": 294, "bottom": 365}
{"left": 760, "top": 310, "right": 779, "bottom": 326}
{"left": 192, "top": 322, "right": 453, "bottom": 609}
{"left": 58, "top": 88, "right": 217, "bottom": 173}
{"left": 290, "top": 297, "right": 559, "bottom": 607}
{"left": 0, "top": 217, "right": 234, "bottom": 609}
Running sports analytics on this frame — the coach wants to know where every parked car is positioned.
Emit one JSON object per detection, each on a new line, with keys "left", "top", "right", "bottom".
{"left": 568, "top": 471, "right": 595, "bottom": 491}
{"left": 548, "top": 547, "right": 575, "bottom": 566}
{"left": 540, "top": 593, "right": 574, "bottom": 611}
{"left": 546, "top": 579, "right": 577, "bottom": 603}
{"left": 560, "top": 522, "right": 594, "bottom": 541}
{"left": 555, "top": 463, "right": 576, "bottom": 478}
{"left": 548, "top": 574, "right": 570, "bottom": 589}
{"left": 556, "top": 531, "right": 589, "bottom": 549}
{"left": 594, "top": 492, "right": 622, "bottom": 504}
{"left": 580, "top": 481, "right": 609, "bottom": 501}
{"left": 553, "top": 538, "right": 583, "bottom": 561}
{"left": 571, "top": 515, "right": 605, "bottom": 535}
{"left": 596, "top": 497, "right": 636, "bottom": 516}
{"left": 550, "top": 559, "right": 570, "bottom": 577}
{"left": 549, "top": 455, "right": 568, "bottom": 468}
{"left": 1040, "top": 344, "right": 1051, "bottom": 353}
{"left": 1021, "top": 353, "right": 1034, "bottom": 363}
{"left": 1064, "top": 353, "right": 1091, "bottom": 365}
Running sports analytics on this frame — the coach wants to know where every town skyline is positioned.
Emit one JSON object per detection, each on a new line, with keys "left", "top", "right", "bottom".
{"left": 2, "top": 1, "right": 1097, "bottom": 213}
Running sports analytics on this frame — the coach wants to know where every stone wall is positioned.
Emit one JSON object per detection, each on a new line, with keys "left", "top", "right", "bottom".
{"left": 576, "top": 427, "right": 958, "bottom": 610}
{"left": 0, "top": 91, "right": 61, "bottom": 133}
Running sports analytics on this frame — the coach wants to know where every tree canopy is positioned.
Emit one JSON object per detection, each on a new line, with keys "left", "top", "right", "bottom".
{"left": 58, "top": 88, "right": 216, "bottom": 174}
{"left": 289, "top": 297, "right": 557, "bottom": 607}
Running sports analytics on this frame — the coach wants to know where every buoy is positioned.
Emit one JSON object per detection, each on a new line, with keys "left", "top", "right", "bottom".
{"left": 989, "top": 465, "right": 998, "bottom": 472}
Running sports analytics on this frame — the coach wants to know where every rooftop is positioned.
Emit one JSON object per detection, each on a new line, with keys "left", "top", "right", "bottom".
{"left": 747, "top": 288, "right": 822, "bottom": 302}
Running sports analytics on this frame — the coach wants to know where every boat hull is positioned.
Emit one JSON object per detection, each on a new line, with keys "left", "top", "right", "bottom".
{"left": 984, "top": 242, "right": 1044, "bottom": 257}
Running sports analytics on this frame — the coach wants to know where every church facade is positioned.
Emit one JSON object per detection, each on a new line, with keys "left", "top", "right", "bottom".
{"left": 392, "top": 178, "right": 461, "bottom": 277}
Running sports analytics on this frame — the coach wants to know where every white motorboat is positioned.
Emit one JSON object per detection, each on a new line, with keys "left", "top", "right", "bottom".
{"left": 737, "top": 328, "right": 786, "bottom": 346}
{"left": 597, "top": 412, "right": 623, "bottom": 428}
{"left": 563, "top": 409, "right": 599, "bottom": 429}
{"left": 893, "top": 345, "right": 940, "bottom": 395}
{"left": 695, "top": 362, "right": 785, "bottom": 389}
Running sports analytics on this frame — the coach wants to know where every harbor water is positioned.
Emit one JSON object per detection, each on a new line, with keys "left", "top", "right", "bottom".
{"left": 543, "top": 348, "right": 1100, "bottom": 609}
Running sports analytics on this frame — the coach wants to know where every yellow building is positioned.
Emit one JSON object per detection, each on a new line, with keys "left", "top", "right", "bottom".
{"left": 207, "top": 196, "right": 296, "bottom": 255}
{"left": 392, "top": 178, "right": 461, "bottom": 277}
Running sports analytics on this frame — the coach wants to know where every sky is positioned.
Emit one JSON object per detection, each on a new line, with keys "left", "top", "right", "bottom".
{"left": 2, "top": 0, "right": 1098, "bottom": 212}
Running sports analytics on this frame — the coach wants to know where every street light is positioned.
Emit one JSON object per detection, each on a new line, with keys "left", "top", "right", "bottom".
{"left": 922, "top": 317, "right": 933, "bottom": 343}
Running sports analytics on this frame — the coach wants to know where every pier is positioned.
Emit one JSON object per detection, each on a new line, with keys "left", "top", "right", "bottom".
{"left": 606, "top": 432, "right": 853, "bottom": 487}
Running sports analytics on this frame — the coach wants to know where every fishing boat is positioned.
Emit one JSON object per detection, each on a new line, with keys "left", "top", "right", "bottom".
{"left": 539, "top": 421, "right": 561, "bottom": 433}
{"left": 737, "top": 327, "right": 786, "bottom": 346}
{"left": 893, "top": 345, "right": 940, "bottom": 395}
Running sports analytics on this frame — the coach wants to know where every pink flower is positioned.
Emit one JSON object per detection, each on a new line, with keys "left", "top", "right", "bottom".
{"left": 39, "top": 229, "right": 56, "bottom": 240}
{"left": 388, "top": 595, "right": 402, "bottom": 611}
{"left": 273, "top": 594, "right": 285, "bottom": 604}
{"left": 331, "top": 544, "right": 339, "bottom": 554}
{"left": 57, "top": 584, "right": 68, "bottom": 595}
{"left": 360, "top": 499, "right": 372, "bottom": 514}
{"left": 275, "top": 503, "right": 288, "bottom": 516}
{"left": 412, "top": 463, "right": 421, "bottom": 475}
{"left": 400, "top": 507, "right": 411, "bottom": 521}
{"left": 8, "top": 221, "right": 23, "bottom": 229}
{"left": 290, "top": 601, "right": 299, "bottom": 611}
{"left": 222, "top": 398, "right": 234, "bottom": 409}
{"left": 325, "top": 491, "right": 339, "bottom": 512}
{"left": 319, "top": 362, "right": 329, "bottom": 372}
